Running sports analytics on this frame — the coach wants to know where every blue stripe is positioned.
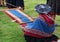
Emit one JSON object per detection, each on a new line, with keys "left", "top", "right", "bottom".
{"left": 8, "top": 10, "right": 31, "bottom": 23}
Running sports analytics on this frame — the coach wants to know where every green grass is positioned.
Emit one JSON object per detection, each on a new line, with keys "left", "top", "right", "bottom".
{"left": 0, "top": 13, "right": 25, "bottom": 42}
{"left": 0, "top": 0, "right": 60, "bottom": 42}
{"left": 24, "top": 0, "right": 46, "bottom": 17}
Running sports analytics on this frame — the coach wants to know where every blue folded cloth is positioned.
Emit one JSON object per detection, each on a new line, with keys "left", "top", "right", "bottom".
{"left": 26, "top": 18, "right": 55, "bottom": 34}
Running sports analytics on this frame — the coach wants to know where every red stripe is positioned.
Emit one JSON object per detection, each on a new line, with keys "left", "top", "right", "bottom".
{"left": 24, "top": 31, "right": 46, "bottom": 38}
{"left": 21, "top": 23, "right": 27, "bottom": 27}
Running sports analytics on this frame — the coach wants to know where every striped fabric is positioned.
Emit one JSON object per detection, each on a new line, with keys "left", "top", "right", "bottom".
{"left": 24, "top": 14, "right": 55, "bottom": 38}
{"left": 4, "top": 9, "right": 34, "bottom": 24}
{"left": 4, "top": 9, "right": 55, "bottom": 38}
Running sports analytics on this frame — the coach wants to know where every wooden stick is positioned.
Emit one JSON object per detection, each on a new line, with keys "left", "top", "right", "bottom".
{"left": 0, "top": 7, "right": 23, "bottom": 12}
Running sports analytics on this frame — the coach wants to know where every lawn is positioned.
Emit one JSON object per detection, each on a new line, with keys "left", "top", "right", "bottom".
{"left": 0, "top": 0, "right": 60, "bottom": 42}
